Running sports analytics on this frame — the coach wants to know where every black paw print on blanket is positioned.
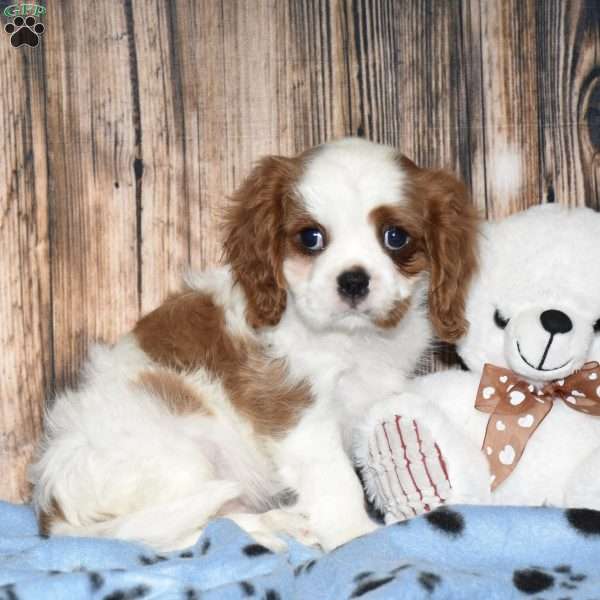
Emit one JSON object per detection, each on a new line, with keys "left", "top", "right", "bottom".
{"left": 5, "top": 16, "right": 45, "bottom": 48}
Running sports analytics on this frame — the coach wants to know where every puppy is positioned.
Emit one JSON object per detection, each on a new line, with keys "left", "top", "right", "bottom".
{"left": 30, "top": 138, "right": 478, "bottom": 552}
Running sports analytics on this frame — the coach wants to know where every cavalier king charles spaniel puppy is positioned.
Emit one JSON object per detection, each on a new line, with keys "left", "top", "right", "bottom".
{"left": 30, "top": 138, "right": 478, "bottom": 552}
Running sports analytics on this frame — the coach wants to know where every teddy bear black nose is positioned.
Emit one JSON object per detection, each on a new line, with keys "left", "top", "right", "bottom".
{"left": 337, "top": 268, "right": 370, "bottom": 302}
{"left": 540, "top": 309, "right": 572, "bottom": 334}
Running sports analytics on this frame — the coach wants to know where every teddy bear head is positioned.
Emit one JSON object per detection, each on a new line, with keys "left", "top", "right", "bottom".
{"left": 457, "top": 204, "right": 600, "bottom": 383}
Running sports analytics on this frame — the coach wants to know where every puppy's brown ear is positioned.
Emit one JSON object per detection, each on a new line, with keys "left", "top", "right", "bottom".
{"left": 223, "top": 156, "right": 300, "bottom": 329}
{"left": 401, "top": 158, "right": 480, "bottom": 342}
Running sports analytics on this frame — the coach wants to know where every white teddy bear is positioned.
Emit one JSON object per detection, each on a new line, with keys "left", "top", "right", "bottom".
{"left": 358, "top": 204, "right": 600, "bottom": 523}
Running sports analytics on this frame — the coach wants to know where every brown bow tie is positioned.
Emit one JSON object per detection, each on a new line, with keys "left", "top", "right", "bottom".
{"left": 475, "top": 362, "right": 600, "bottom": 490}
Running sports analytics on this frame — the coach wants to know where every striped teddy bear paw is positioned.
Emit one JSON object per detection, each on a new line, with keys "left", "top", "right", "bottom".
{"left": 361, "top": 415, "right": 452, "bottom": 524}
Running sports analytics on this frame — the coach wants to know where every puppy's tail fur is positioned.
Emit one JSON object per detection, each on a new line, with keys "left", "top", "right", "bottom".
{"left": 47, "top": 481, "right": 242, "bottom": 552}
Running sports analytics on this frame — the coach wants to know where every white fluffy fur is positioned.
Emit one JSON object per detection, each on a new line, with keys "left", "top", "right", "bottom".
{"left": 361, "top": 204, "right": 600, "bottom": 510}
{"left": 30, "top": 138, "right": 432, "bottom": 552}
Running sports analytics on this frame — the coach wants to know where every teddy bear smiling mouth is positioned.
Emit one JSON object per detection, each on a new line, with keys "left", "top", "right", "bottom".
{"left": 516, "top": 341, "right": 573, "bottom": 373}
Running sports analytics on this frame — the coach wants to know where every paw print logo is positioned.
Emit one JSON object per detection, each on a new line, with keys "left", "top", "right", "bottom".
{"left": 4, "top": 16, "right": 45, "bottom": 48}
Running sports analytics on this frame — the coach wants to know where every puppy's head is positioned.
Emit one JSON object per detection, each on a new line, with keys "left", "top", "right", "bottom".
{"left": 223, "top": 138, "right": 478, "bottom": 339}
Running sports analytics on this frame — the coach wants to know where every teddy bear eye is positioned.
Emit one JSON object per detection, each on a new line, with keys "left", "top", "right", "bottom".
{"left": 494, "top": 309, "right": 509, "bottom": 330}
{"left": 594, "top": 318, "right": 600, "bottom": 333}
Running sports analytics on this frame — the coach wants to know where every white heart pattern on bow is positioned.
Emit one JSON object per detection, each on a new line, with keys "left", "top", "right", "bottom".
{"left": 517, "top": 414, "right": 534, "bottom": 428}
{"left": 499, "top": 445, "right": 516, "bottom": 465}
{"left": 509, "top": 390, "right": 526, "bottom": 406}
{"left": 482, "top": 386, "right": 495, "bottom": 400}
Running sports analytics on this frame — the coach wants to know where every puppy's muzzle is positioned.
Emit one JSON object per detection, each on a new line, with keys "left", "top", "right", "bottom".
{"left": 337, "top": 268, "right": 370, "bottom": 305}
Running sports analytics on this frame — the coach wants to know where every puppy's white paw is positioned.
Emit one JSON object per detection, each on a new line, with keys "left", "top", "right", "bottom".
{"left": 320, "top": 518, "right": 378, "bottom": 551}
{"left": 261, "top": 509, "right": 321, "bottom": 548}
{"left": 248, "top": 531, "right": 289, "bottom": 553}
{"left": 230, "top": 509, "right": 321, "bottom": 552}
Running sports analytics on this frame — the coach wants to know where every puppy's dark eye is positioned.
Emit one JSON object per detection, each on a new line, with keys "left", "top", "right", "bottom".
{"left": 299, "top": 228, "right": 325, "bottom": 251}
{"left": 594, "top": 318, "right": 600, "bottom": 333}
{"left": 383, "top": 226, "right": 409, "bottom": 250}
{"left": 494, "top": 309, "right": 509, "bottom": 330}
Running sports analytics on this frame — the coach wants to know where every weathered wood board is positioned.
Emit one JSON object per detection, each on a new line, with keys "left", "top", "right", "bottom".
{"left": 0, "top": 0, "right": 598, "bottom": 501}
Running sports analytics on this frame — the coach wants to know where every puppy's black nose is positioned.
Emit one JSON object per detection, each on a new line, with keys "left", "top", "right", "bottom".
{"left": 337, "top": 268, "right": 370, "bottom": 302}
{"left": 540, "top": 309, "right": 572, "bottom": 334}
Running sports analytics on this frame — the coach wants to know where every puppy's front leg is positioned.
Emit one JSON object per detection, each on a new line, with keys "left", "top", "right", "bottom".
{"left": 277, "top": 415, "right": 377, "bottom": 551}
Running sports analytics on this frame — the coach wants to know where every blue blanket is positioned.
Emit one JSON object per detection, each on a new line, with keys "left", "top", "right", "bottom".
{"left": 1, "top": 502, "right": 599, "bottom": 599}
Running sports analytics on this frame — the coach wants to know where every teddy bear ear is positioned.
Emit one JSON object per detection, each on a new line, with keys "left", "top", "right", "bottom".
{"left": 399, "top": 158, "right": 480, "bottom": 342}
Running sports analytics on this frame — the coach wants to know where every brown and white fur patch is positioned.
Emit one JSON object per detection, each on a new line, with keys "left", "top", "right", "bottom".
{"left": 30, "top": 138, "right": 478, "bottom": 552}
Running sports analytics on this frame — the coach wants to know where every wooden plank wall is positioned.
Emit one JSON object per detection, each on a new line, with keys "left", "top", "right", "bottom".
{"left": 0, "top": 0, "right": 598, "bottom": 502}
